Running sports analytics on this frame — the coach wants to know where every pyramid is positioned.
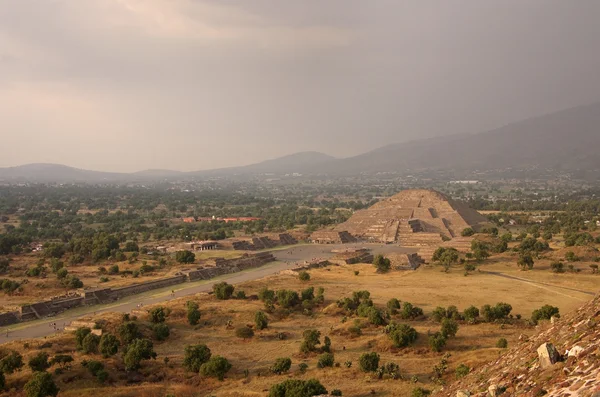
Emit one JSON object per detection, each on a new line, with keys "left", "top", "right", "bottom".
{"left": 314, "top": 189, "right": 485, "bottom": 247}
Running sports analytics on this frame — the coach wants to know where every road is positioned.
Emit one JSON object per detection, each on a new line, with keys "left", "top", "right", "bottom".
{"left": 0, "top": 243, "right": 416, "bottom": 344}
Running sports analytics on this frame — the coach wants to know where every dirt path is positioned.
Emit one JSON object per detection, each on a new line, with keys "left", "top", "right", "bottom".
{"left": 481, "top": 271, "right": 596, "bottom": 298}
{"left": 0, "top": 243, "right": 416, "bottom": 344}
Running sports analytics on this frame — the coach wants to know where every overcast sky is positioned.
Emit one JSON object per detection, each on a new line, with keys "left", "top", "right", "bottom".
{"left": 1, "top": 1, "right": 599, "bottom": 172}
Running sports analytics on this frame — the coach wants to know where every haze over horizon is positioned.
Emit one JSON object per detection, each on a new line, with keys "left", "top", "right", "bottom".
{"left": 1, "top": 1, "right": 600, "bottom": 172}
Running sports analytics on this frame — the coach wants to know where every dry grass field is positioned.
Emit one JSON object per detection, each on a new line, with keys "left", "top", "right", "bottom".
{"left": 1, "top": 253, "right": 597, "bottom": 397}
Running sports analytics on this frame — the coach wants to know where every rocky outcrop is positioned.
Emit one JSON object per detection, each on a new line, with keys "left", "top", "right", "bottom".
{"left": 442, "top": 294, "right": 600, "bottom": 396}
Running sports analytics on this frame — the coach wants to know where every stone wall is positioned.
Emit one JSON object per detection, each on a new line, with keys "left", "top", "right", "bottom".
{"left": 3, "top": 252, "right": 276, "bottom": 325}
{"left": 189, "top": 252, "right": 276, "bottom": 281}
{"left": 0, "top": 311, "right": 19, "bottom": 326}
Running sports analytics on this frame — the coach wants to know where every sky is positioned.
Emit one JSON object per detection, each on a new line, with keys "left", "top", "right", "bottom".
{"left": 1, "top": 0, "right": 599, "bottom": 172}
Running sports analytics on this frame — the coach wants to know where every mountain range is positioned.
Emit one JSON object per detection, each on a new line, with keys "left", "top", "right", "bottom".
{"left": 2, "top": 102, "right": 599, "bottom": 182}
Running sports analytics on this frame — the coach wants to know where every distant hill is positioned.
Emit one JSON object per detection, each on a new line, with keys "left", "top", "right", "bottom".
{"left": 2, "top": 103, "right": 599, "bottom": 182}
{"left": 0, "top": 163, "right": 125, "bottom": 183}
{"left": 320, "top": 102, "right": 600, "bottom": 175}
{"left": 195, "top": 151, "right": 336, "bottom": 176}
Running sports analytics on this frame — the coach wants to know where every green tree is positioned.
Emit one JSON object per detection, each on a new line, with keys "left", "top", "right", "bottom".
{"left": 428, "top": 332, "right": 447, "bottom": 352}
{"left": 183, "top": 344, "right": 212, "bottom": 372}
{"left": 531, "top": 305, "right": 560, "bottom": 325}
{"left": 186, "top": 301, "right": 201, "bottom": 326}
{"left": 99, "top": 333, "right": 119, "bottom": 358}
{"left": 254, "top": 311, "right": 268, "bottom": 330}
{"left": 82, "top": 333, "right": 100, "bottom": 354}
{"left": 199, "top": 356, "right": 232, "bottom": 381}
{"left": 551, "top": 262, "right": 565, "bottom": 273}
{"left": 440, "top": 318, "right": 459, "bottom": 338}
{"left": 235, "top": 326, "right": 254, "bottom": 339}
{"left": 24, "top": 371, "right": 59, "bottom": 397}
{"left": 298, "top": 271, "right": 310, "bottom": 281}
{"left": 387, "top": 323, "right": 418, "bottom": 348}
{"left": 118, "top": 322, "right": 142, "bottom": 346}
{"left": 387, "top": 298, "right": 401, "bottom": 315}
{"left": 463, "top": 306, "right": 480, "bottom": 323}
{"left": 316, "top": 352, "right": 334, "bottom": 368}
{"left": 56, "top": 268, "right": 68, "bottom": 280}
{"left": 123, "top": 338, "right": 156, "bottom": 371}
{"left": 358, "top": 352, "right": 380, "bottom": 372}
{"left": 152, "top": 323, "right": 170, "bottom": 341}
{"left": 300, "top": 329, "right": 321, "bottom": 353}
{"left": 268, "top": 379, "right": 327, "bottom": 397}
{"left": 518, "top": 253, "right": 534, "bottom": 270}
{"left": 0, "top": 350, "right": 24, "bottom": 374}
{"left": 28, "top": 352, "right": 50, "bottom": 372}
{"left": 373, "top": 255, "right": 391, "bottom": 273}
{"left": 213, "top": 282, "right": 235, "bottom": 300}
{"left": 149, "top": 307, "right": 168, "bottom": 323}
{"left": 270, "top": 357, "right": 292, "bottom": 375}
{"left": 461, "top": 228, "right": 474, "bottom": 237}
{"left": 455, "top": 364, "right": 470, "bottom": 378}
{"left": 49, "top": 355, "right": 73, "bottom": 369}
{"left": 74, "top": 327, "right": 91, "bottom": 350}
{"left": 175, "top": 250, "right": 195, "bottom": 264}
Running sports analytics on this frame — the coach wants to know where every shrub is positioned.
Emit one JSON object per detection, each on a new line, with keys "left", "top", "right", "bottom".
{"left": 301, "top": 287, "right": 315, "bottom": 302}
{"left": 373, "top": 255, "right": 391, "bottom": 273}
{"left": 254, "top": 310, "right": 268, "bottom": 330}
{"left": 258, "top": 287, "right": 275, "bottom": 302}
{"left": 96, "top": 370, "right": 109, "bottom": 383}
{"left": 518, "top": 253, "right": 534, "bottom": 270}
{"left": 387, "top": 323, "right": 418, "bottom": 348}
{"left": 358, "top": 352, "right": 380, "bottom": 372}
{"left": 441, "top": 318, "right": 459, "bottom": 338}
{"left": 213, "top": 282, "right": 235, "bottom": 300}
{"left": 298, "top": 271, "right": 310, "bottom": 281}
{"left": 300, "top": 329, "right": 321, "bottom": 353}
{"left": 24, "top": 371, "right": 59, "bottom": 397}
{"left": 481, "top": 302, "right": 512, "bottom": 322}
{"left": 234, "top": 290, "right": 246, "bottom": 299}
{"left": 428, "top": 332, "right": 447, "bottom": 352}
{"left": 152, "top": 323, "right": 170, "bottom": 341}
{"left": 28, "top": 352, "right": 50, "bottom": 372}
{"left": 199, "top": 356, "right": 232, "bottom": 380}
{"left": 49, "top": 355, "right": 73, "bottom": 369}
{"left": 455, "top": 363, "right": 470, "bottom": 378}
{"left": 268, "top": 379, "right": 327, "bottom": 397}
{"left": 496, "top": 338, "right": 508, "bottom": 348}
{"left": 149, "top": 307, "right": 168, "bottom": 323}
{"left": 316, "top": 352, "right": 334, "bottom": 368}
{"left": 183, "top": 344, "right": 211, "bottom": 372}
{"left": 298, "top": 363, "right": 308, "bottom": 373}
{"left": 118, "top": 322, "right": 142, "bottom": 346}
{"left": 235, "top": 326, "right": 254, "bottom": 339}
{"left": 84, "top": 360, "right": 104, "bottom": 376}
{"left": 399, "top": 302, "right": 423, "bottom": 320}
{"left": 551, "top": 262, "right": 565, "bottom": 273}
{"left": 461, "top": 228, "right": 475, "bottom": 237}
{"left": 531, "top": 305, "right": 560, "bottom": 325}
{"left": 0, "top": 351, "right": 23, "bottom": 374}
{"left": 175, "top": 250, "right": 195, "bottom": 264}
{"left": 99, "top": 334, "right": 119, "bottom": 358}
{"left": 411, "top": 387, "right": 431, "bottom": 397}
{"left": 565, "top": 251, "right": 580, "bottom": 262}
{"left": 108, "top": 264, "right": 119, "bottom": 275}
{"left": 123, "top": 338, "right": 156, "bottom": 371}
{"left": 387, "top": 298, "right": 401, "bottom": 314}
{"left": 463, "top": 306, "right": 480, "bottom": 322}
{"left": 270, "top": 357, "right": 292, "bottom": 374}
{"left": 63, "top": 275, "right": 83, "bottom": 289}
{"left": 82, "top": 333, "right": 100, "bottom": 354}
{"left": 276, "top": 289, "right": 300, "bottom": 308}
{"left": 186, "top": 301, "right": 201, "bottom": 326}
{"left": 331, "top": 390, "right": 342, "bottom": 396}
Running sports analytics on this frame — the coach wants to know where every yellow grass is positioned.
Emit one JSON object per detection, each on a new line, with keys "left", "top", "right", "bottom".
{"left": 3, "top": 256, "right": 597, "bottom": 397}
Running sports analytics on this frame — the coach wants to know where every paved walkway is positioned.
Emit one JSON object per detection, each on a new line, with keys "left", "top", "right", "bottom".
{"left": 0, "top": 243, "right": 415, "bottom": 344}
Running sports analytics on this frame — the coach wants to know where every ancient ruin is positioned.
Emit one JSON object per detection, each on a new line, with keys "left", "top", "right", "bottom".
{"left": 311, "top": 190, "right": 485, "bottom": 257}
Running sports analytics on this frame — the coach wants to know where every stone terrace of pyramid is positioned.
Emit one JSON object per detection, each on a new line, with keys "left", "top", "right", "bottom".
{"left": 333, "top": 189, "right": 485, "bottom": 250}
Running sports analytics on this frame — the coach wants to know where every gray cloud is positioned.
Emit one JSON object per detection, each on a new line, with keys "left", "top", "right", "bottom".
{"left": 1, "top": 0, "right": 599, "bottom": 172}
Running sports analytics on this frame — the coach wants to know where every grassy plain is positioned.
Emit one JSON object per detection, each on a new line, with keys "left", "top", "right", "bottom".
{"left": 1, "top": 253, "right": 597, "bottom": 397}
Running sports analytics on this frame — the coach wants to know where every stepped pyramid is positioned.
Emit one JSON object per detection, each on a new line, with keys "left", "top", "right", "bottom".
{"left": 313, "top": 190, "right": 485, "bottom": 253}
